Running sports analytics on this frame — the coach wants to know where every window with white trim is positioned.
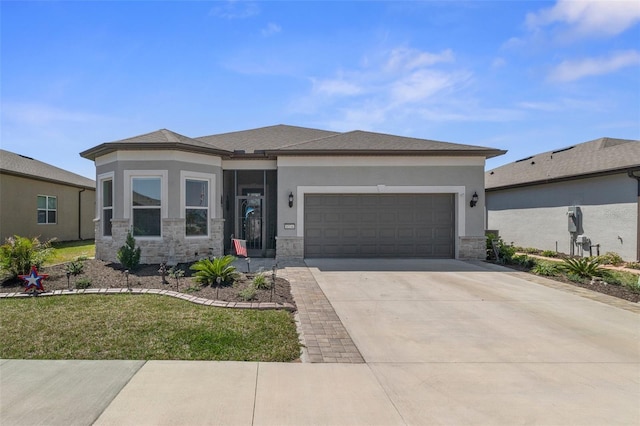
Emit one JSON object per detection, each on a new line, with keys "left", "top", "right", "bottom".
{"left": 185, "top": 179, "right": 209, "bottom": 236}
{"left": 102, "top": 179, "right": 113, "bottom": 236}
{"left": 37, "top": 195, "right": 57, "bottom": 224}
{"left": 132, "top": 177, "right": 161, "bottom": 236}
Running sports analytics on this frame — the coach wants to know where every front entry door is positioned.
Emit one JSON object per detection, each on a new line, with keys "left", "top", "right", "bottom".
{"left": 235, "top": 193, "right": 265, "bottom": 256}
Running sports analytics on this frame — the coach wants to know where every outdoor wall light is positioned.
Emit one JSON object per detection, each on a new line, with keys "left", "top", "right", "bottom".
{"left": 288, "top": 192, "right": 294, "bottom": 208}
{"left": 469, "top": 192, "right": 479, "bottom": 208}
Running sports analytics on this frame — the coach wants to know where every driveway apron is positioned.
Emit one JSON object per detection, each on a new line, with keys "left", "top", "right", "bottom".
{"left": 305, "top": 258, "right": 640, "bottom": 425}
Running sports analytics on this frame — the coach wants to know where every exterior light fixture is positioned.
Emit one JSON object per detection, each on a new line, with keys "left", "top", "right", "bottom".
{"left": 288, "top": 192, "right": 294, "bottom": 208}
{"left": 469, "top": 192, "right": 479, "bottom": 208}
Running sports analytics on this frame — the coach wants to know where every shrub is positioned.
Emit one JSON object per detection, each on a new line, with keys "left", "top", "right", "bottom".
{"left": 239, "top": 284, "right": 257, "bottom": 301}
{"left": 601, "top": 270, "right": 639, "bottom": 290}
{"left": 626, "top": 262, "right": 640, "bottom": 270}
{"left": 522, "top": 247, "right": 540, "bottom": 254}
{"left": 541, "top": 250, "right": 557, "bottom": 258}
{"left": 65, "top": 261, "right": 84, "bottom": 276}
{"left": 597, "top": 252, "right": 624, "bottom": 266}
{"left": 190, "top": 255, "right": 238, "bottom": 285}
{"left": 486, "top": 234, "right": 516, "bottom": 263}
{"left": 75, "top": 278, "right": 91, "bottom": 289}
{"left": 560, "top": 257, "right": 604, "bottom": 278}
{"left": 117, "top": 231, "right": 141, "bottom": 271}
{"left": 252, "top": 273, "right": 270, "bottom": 290}
{"left": 531, "top": 261, "right": 559, "bottom": 277}
{"left": 566, "top": 273, "right": 585, "bottom": 283}
{"left": 0, "top": 236, "right": 54, "bottom": 278}
{"left": 512, "top": 254, "right": 535, "bottom": 268}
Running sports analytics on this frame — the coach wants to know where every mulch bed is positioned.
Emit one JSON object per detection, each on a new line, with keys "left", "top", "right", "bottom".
{"left": 1, "top": 259, "right": 295, "bottom": 307}
{"left": 500, "top": 263, "right": 640, "bottom": 303}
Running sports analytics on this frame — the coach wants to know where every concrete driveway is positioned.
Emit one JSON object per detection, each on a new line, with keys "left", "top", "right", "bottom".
{"left": 305, "top": 259, "right": 640, "bottom": 425}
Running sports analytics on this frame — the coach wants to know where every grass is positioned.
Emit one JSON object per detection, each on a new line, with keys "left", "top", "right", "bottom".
{"left": 47, "top": 240, "right": 95, "bottom": 265}
{"left": 0, "top": 294, "right": 300, "bottom": 361}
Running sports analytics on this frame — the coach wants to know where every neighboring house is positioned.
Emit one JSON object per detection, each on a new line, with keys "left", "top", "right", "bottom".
{"left": 80, "top": 125, "right": 505, "bottom": 264}
{"left": 486, "top": 138, "right": 640, "bottom": 262}
{"left": 0, "top": 149, "right": 96, "bottom": 243}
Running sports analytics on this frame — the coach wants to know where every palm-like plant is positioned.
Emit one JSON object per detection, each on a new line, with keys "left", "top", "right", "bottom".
{"left": 190, "top": 255, "right": 238, "bottom": 285}
{"left": 560, "top": 257, "right": 604, "bottom": 278}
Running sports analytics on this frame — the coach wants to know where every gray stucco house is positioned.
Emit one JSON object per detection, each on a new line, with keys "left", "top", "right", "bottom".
{"left": 0, "top": 149, "right": 96, "bottom": 243}
{"left": 80, "top": 125, "right": 505, "bottom": 264}
{"left": 486, "top": 137, "right": 640, "bottom": 262}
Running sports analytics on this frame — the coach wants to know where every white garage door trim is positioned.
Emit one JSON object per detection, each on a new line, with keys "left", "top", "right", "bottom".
{"left": 296, "top": 185, "right": 466, "bottom": 237}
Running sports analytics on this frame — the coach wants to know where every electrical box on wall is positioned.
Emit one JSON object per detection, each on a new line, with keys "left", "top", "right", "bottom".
{"left": 567, "top": 206, "right": 582, "bottom": 234}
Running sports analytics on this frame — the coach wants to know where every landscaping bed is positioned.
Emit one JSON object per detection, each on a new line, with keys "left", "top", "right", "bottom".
{"left": 0, "top": 259, "right": 295, "bottom": 307}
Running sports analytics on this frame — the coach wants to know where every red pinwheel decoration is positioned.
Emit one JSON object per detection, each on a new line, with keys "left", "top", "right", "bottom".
{"left": 19, "top": 266, "right": 48, "bottom": 293}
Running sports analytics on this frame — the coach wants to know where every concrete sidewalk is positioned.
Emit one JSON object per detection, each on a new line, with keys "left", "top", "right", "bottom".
{"left": 1, "top": 360, "right": 405, "bottom": 426}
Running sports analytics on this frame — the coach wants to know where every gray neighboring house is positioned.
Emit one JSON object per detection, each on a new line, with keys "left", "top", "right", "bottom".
{"left": 80, "top": 125, "right": 505, "bottom": 264}
{"left": 0, "top": 149, "right": 96, "bottom": 243}
{"left": 486, "top": 138, "right": 640, "bottom": 261}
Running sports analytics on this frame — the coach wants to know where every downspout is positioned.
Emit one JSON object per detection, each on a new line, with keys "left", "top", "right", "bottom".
{"left": 627, "top": 169, "right": 640, "bottom": 261}
{"left": 78, "top": 188, "right": 86, "bottom": 240}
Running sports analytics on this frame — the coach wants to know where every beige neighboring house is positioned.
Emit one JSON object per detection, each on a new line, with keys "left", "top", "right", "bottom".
{"left": 80, "top": 125, "right": 505, "bottom": 264}
{"left": 0, "top": 149, "right": 96, "bottom": 243}
{"left": 486, "top": 138, "right": 640, "bottom": 262}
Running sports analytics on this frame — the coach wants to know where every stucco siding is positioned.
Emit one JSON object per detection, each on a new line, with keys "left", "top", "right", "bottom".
{"left": 0, "top": 174, "right": 96, "bottom": 243}
{"left": 276, "top": 158, "right": 486, "bottom": 259}
{"left": 487, "top": 174, "right": 637, "bottom": 261}
{"left": 94, "top": 157, "right": 223, "bottom": 264}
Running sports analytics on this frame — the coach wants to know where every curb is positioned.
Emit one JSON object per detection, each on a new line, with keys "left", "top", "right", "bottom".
{"left": 0, "top": 288, "right": 296, "bottom": 312}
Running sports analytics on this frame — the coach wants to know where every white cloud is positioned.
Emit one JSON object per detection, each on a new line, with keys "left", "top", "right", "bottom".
{"left": 290, "top": 46, "right": 508, "bottom": 130}
{"left": 384, "top": 47, "right": 454, "bottom": 72}
{"left": 209, "top": 1, "right": 259, "bottom": 19}
{"left": 390, "top": 69, "right": 471, "bottom": 104}
{"left": 311, "top": 77, "right": 364, "bottom": 97}
{"left": 2, "top": 102, "right": 111, "bottom": 125}
{"left": 491, "top": 57, "right": 507, "bottom": 69}
{"left": 526, "top": 0, "right": 640, "bottom": 38}
{"left": 261, "top": 22, "right": 281, "bottom": 37}
{"left": 549, "top": 50, "right": 640, "bottom": 82}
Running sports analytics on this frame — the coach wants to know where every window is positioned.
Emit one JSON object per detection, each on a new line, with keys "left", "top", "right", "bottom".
{"left": 37, "top": 195, "right": 57, "bottom": 224}
{"left": 102, "top": 179, "right": 113, "bottom": 236}
{"left": 132, "top": 177, "right": 161, "bottom": 236}
{"left": 185, "top": 179, "right": 208, "bottom": 236}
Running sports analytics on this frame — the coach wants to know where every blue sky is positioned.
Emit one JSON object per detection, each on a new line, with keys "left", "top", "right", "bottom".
{"left": 2, "top": 0, "right": 639, "bottom": 179}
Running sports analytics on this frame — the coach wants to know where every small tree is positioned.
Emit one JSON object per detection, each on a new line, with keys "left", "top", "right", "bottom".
{"left": 117, "top": 231, "right": 141, "bottom": 270}
{"left": 0, "top": 235, "right": 54, "bottom": 279}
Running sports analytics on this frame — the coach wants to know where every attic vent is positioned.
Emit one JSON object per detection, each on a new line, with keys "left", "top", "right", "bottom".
{"left": 18, "top": 154, "right": 34, "bottom": 160}
{"left": 552, "top": 146, "right": 574, "bottom": 154}
{"left": 515, "top": 156, "right": 533, "bottom": 163}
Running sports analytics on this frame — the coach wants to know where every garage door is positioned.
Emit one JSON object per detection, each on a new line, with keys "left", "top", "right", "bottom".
{"left": 304, "top": 194, "right": 455, "bottom": 258}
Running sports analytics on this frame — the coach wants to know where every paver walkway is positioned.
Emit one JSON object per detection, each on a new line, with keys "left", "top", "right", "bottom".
{"left": 279, "top": 262, "right": 364, "bottom": 363}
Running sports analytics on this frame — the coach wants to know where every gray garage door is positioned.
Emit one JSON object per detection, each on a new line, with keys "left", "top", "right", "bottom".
{"left": 304, "top": 194, "right": 455, "bottom": 258}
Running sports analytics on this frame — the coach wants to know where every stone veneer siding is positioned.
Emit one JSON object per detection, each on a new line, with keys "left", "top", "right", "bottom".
{"left": 275, "top": 236, "right": 304, "bottom": 260}
{"left": 95, "top": 218, "right": 224, "bottom": 265}
{"left": 458, "top": 236, "right": 486, "bottom": 260}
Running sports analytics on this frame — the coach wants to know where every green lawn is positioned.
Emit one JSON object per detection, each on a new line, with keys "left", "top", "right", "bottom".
{"left": 0, "top": 294, "right": 300, "bottom": 361}
{"left": 47, "top": 240, "right": 96, "bottom": 265}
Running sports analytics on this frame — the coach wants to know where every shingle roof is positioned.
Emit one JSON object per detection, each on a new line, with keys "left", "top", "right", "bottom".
{"left": 486, "top": 137, "right": 640, "bottom": 190}
{"left": 80, "top": 129, "right": 229, "bottom": 160}
{"left": 196, "top": 124, "right": 339, "bottom": 153}
{"left": 273, "top": 130, "right": 506, "bottom": 158}
{"left": 0, "top": 149, "right": 95, "bottom": 189}
{"left": 81, "top": 125, "right": 506, "bottom": 160}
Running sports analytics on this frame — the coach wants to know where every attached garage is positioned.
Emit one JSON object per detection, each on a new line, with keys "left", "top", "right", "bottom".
{"left": 304, "top": 194, "right": 455, "bottom": 258}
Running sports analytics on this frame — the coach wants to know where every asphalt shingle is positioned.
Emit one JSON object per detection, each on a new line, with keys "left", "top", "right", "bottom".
{"left": 0, "top": 149, "right": 95, "bottom": 188}
{"left": 486, "top": 137, "right": 640, "bottom": 190}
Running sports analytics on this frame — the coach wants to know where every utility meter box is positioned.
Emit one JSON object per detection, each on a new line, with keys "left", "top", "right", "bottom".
{"left": 568, "top": 206, "right": 582, "bottom": 234}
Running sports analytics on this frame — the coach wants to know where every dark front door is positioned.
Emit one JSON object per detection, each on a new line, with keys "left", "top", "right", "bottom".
{"left": 236, "top": 193, "right": 265, "bottom": 257}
